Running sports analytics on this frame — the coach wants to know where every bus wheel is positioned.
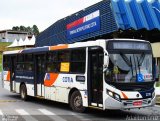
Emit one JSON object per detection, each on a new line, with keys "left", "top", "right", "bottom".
{"left": 70, "top": 91, "right": 85, "bottom": 113}
{"left": 20, "top": 84, "right": 27, "bottom": 101}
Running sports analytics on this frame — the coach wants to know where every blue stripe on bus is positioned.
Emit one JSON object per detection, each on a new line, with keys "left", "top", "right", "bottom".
{"left": 138, "top": 88, "right": 154, "bottom": 99}
{"left": 15, "top": 71, "right": 35, "bottom": 84}
{"left": 22, "top": 47, "right": 49, "bottom": 54}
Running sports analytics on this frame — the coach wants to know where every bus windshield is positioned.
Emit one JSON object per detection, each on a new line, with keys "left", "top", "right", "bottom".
{"left": 105, "top": 41, "right": 153, "bottom": 83}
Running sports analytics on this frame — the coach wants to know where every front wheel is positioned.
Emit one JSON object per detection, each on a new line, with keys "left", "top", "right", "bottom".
{"left": 70, "top": 91, "right": 85, "bottom": 113}
{"left": 20, "top": 84, "right": 27, "bottom": 101}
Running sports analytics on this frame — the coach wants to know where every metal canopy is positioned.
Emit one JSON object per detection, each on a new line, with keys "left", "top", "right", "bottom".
{"left": 112, "top": 0, "right": 160, "bottom": 30}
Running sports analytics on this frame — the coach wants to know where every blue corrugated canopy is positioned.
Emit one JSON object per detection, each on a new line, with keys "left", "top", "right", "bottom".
{"left": 111, "top": 0, "right": 160, "bottom": 30}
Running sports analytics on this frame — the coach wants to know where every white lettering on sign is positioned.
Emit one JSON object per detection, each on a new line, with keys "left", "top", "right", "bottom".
{"left": 16, "top": 76, "right": 34, "bottom": 80}
{"left": 83, "top": 10, "right": 100, "bottom": 22}
{"left": 69, "top": 22, "right": 97, "bottom": 35}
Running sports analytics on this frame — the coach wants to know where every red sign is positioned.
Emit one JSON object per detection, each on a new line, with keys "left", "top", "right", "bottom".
{"left": 133, "top": 101, "right": 142, "bottom": 106}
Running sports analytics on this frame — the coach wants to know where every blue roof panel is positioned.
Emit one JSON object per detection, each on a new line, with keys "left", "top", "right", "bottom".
{"left": 111, "top": 0, "right": 160, "bottom": 30}
{"left": 152, "top": 0, "right": 160, "bottom": 26}
{"left": 36, "top": 0, "right": 160, "bottom": 47}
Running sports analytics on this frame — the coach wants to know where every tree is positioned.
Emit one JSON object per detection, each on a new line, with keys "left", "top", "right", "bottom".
{"left": 32, "top": 25, "right": 39, "bottom": 36}
{"left": 20, "top": 26, "right": 26, "bottom": 32}
{"left": 12, "top": 25, "right": 39, "bottom": 36}
{"left": 26, "top": 26, "right": 33, "bottom": 35}
{"left": 12, "top": 26, "right": 20, "bottom": 31}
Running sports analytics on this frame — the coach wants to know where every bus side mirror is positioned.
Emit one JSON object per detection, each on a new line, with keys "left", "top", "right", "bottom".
{"left": 153, "top": 58, "right": 159, "bottom": 82}
{"left": 103, "top": 54, "right": 109, "bottom": 74}
{"left": 104, "top": 54, "right": 109, "bottom": 67}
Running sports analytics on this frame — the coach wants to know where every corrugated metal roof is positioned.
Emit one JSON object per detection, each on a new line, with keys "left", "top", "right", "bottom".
{"left": 111, "top": 0, "right": 160, "bottom": 30}
{"left": 36, "top": 0, "right": 160, "bottom": 47}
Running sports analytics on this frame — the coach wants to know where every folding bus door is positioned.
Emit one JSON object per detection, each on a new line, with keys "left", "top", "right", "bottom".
{"left": 10, "top": 56, "right": 16, "bottom": 92}
{"left": 88, "top": 47, "right": 103, "bottom": 108}
{"left": 35, "top": 54, "right": 46, "bottom": 97}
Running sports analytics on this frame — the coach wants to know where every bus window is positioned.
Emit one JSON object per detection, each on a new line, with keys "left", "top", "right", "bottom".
{"left": 70, "top": 49, "right": 86, "bottom": 73}
{"left": 16, "top": 63, "right": 24, "bottom": 71}
{"left": 46, "top": 52, "right": 59, "bottom": 72}
{"left": 3, "top": 55, "right": 10, "bottom": 71}
{"left": 47, "top": 51, "right": 58, "bottom": 62}
{"left": 24, "top": 54, "right": 33, "bottom": 71}
{"left": 58, "top": 50, "right": 70, "bottom": 62}
{"left": 17, "top": 54, "right": 24, "bottom": 62}
{"left": 25, "top": 54, "right": 33, "bottom": 62}
{"left": 46, "top": 62, "right": 59, "bottom": 72}
{"left": 24, "top": 63, "right": 33, "bottom": 71}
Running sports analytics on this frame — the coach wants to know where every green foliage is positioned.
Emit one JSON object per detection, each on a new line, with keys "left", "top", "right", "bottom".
{"left": 156, "top": 82, "right": 160, "bottom": 87}
{"left": 12, "top": 25, "right": 39, "bottom": 36}
{"left": 32, "top": 25, "right": 39, "bottom": 36}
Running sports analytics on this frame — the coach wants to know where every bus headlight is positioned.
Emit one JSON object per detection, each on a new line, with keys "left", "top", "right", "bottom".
{"left": 152, "top": 91, "right": 155, "bottom": 98}
{"left": 107, "top": 89, "right": 121, "bottom": 102}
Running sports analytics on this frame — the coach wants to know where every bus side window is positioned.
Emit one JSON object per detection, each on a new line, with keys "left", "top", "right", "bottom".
{"left": 16, "top": 63, "right": 23, "bottom": 71}
{"left": 24, "top": 54, "right": 33, "bottom": 71}
{"left": 16, "top": 54, "right": 24, "bottom": 71}
{"left": 58, "top": 50, "right": 70, "bottom": 62}
{"left": 3, "top": 55, "right": 10, "bottom": 71}
{"left": 70, "top": 48, "right": 86, "bottom": 73}
{"left": 58, "top": 50, "right": 70, "bottom": 73}
{"left": 46, "top": 52, "right": 59, "bottom": 73}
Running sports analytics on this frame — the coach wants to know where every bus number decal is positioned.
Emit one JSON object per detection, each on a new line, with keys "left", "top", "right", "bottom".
{"left": 62, "top": 77, "right": 73, "bottom": 83}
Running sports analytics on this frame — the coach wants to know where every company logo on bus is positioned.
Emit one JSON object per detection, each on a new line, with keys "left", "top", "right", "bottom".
{"left": 46, "top": 73, "right": 50, "bottom": 80}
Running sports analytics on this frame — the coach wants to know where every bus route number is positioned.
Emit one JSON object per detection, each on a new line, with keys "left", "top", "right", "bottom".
{"left": 62, "top": 77, "right": 73, "bottom": 83}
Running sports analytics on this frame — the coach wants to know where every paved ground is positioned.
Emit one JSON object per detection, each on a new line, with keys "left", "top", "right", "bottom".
{"left": 0, "top": 87, "right": 160, "bottom": 121}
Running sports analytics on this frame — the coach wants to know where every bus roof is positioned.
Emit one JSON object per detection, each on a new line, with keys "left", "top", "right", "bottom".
{"left": 3, "top": 39, "right": 148, "bottom": 55}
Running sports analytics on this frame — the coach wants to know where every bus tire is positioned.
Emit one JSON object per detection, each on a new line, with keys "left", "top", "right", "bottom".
{"left": 20, "top": 84, "right": 27, "bottom": 101}
{"left": 70, "top": 91, "right": 85, "bottom": 113}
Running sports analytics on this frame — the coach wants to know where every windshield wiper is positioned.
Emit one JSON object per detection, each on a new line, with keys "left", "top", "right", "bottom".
{"left": 136, "top": 53, "right": 145, "bottom": 74}
{"left": 120, "top": 53, "right": 132, "bottom": 67}
{"left": 120, "top": 53, "right": 134, "bottom": 81}
{"left": 137, "top": 53, "right": 145, "bottom": 66}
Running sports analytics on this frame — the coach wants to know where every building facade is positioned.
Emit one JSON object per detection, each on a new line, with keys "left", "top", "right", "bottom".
{"left": 0, "top": 30, "right": 28, "bottom": 42}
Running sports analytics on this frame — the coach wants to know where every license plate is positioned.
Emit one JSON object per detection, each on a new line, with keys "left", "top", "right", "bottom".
{"left": 133, "top": 101, "right": 142, "bottom": 106}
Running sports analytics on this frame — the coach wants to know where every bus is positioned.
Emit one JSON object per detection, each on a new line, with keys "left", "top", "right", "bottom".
{"left": 2, "top": 39, "right": 156, "bottom": 112}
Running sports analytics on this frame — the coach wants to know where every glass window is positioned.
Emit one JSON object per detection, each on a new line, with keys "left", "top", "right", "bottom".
{"left": 16, "top": 63, "right": 23, "bottom": 71}
{"left": 70, "top": 48, "right": 86, "bottom": 73}
{"left": 46, "top": 62, "right": 60, "bottom": 72}
{"left": 105, "top": 53, "right": 153, "bottom": 83}
{"left": 3, "top": 55, "right": 10, "bottom": 63}
{"left": 25, "top": 54, "right": 33, "bottom": 62}
{"left": 70, "top": 62, "right": 85, "bottom": 73}
{"left": 58, "top": 50, "right": 70, "bottom": 62}
{"left": 17, "top": 54, "right": 24, "bottom": 62}
{"left": 3, "top": 63, "right": 9, "bottom": 71}
{"left": 3, "top": 55, "right": 10, "bottom": 71}
{"left": 71, "top": 49, "right": 86, "bottom": 61}
{"left": 24, "top": 63, "right": 33, "bottom": 71}
{"left": 47, "top": 52, "right": 57, "bottom": 62}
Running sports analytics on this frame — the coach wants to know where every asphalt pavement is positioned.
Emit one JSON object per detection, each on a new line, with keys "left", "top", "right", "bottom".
{"left": 0, "top": 87, "right": 160, "bottom": 121}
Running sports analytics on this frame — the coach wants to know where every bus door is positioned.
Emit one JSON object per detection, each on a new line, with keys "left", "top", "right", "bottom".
{"left": 88, "top": 47, "right": 103, "bottom": 107}
{"left": 10, "top": 56, "right": 16, "bottom": 91}
{"left": 35, "top": 54, "right": 46, "bottom": 97}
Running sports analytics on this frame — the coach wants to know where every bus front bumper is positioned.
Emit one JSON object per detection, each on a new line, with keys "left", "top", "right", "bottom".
{"left": 104, "top": 96, "right": 156, "bottom": 110}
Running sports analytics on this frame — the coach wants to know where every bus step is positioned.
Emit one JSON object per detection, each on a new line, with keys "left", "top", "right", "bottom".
{"left": 91, "top": 103, "right": 103, "bottom": 107}
{"left": 11, "top": 91, "right": 16, "bottom": 93}
{"left": 36, "top": 96, "right": 45, "bottom": 99}
{"left": 88, "top": 106, "right": 103, "bottom": 110}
